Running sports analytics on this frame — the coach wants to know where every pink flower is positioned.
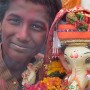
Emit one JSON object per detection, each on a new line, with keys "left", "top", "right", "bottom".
{"left": 23, "top": 81, "right": 47, "bottom": 90}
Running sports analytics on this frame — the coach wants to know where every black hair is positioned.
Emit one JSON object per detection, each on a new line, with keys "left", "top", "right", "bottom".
{"left": 0, "top": 0, "right": 62, "bottom": 23}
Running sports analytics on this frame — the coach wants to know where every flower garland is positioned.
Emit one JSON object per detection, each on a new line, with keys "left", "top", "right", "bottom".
{"left": 45, "top": 58, "right": 66, "bottom": 78}
{"left": 22, "top": 58, "right": 68, "bottom": 90}
{"left": 24, "top": 77, "right": 68, "bottom": 90}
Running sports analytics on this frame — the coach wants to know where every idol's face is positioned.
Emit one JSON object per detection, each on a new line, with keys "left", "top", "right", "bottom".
{"left": 64, "top": 46, "right": 90, "bottom": 89}
{"left": 1, "top": 0, "right": 49, "bottom": 61}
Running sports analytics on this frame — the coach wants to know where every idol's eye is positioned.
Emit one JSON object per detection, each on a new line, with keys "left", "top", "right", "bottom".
{"left": 65, "top": 58, "right": 70, "bottom": 64}
{"left": 85, "top": 57, "right": 90, "bottom": 64}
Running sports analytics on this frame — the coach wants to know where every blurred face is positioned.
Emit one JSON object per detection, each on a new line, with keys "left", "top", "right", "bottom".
{"left": 1, "top": 1, "right": 49, "bottom": 61}
{"left": 81, "top": 0, "right": 90, "bottom": 11}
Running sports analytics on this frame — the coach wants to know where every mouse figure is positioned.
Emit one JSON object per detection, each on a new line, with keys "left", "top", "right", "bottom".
{"left": 22, "top": 59, "right": 43, "bottom": 86}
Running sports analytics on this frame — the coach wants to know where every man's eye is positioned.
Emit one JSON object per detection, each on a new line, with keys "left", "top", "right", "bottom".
{"left": 85, "top": 57, "right": 90, "bottom": 64}
{"left": 30, "top": 24, "right": 45, "bottom": 32}
{"left": 8, "top": 18, "right": 21, "bottom": 25}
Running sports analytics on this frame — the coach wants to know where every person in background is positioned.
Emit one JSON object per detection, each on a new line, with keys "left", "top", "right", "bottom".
{"left": 81, "top": 0, "right": 90, "bottom": 11}
{"left": 0, "top": 0, "right": 62, "bottom": 90}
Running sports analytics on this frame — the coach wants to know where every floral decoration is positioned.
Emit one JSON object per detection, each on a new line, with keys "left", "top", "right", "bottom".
{"left": 22, "top": 58, "right": 68, "bottom": 90}
{"left": 23, "top": 77, "right": 68, "bottom": 90}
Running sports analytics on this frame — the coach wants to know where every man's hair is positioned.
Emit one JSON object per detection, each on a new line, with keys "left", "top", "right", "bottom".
{"left": 0, "top": 0, "right": 62, "bottom": 23}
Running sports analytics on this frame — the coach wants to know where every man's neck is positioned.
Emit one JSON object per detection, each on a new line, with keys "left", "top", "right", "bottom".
{"left": 3, "top": 54, "right": 32, "bottom": 79}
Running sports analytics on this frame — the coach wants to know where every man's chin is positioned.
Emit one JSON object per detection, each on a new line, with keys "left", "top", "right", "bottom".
{"left": 7, "top": 49, "right": 33, "bottom": 61}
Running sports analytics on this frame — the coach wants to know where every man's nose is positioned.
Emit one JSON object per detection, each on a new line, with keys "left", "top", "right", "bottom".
{"left": 16, "top": 25, "right": 30, "bottom": 42}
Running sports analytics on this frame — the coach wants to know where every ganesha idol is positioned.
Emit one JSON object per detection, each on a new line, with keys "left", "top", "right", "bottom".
{"left": 46, "top": 7, "right": 90, "bottom": 90}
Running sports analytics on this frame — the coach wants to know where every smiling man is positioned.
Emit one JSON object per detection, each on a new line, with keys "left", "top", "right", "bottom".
{"left": 0, "top": 0, "right": 62, "bottom": 90}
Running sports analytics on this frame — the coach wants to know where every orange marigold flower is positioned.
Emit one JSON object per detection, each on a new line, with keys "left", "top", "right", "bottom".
{"left": 40, "top": 77, "right": 67, "bottom": 90}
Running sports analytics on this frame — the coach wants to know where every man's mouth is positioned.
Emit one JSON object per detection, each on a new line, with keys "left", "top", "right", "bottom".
{"left": 10, "top": 43, "right": 31, "bottom": 53}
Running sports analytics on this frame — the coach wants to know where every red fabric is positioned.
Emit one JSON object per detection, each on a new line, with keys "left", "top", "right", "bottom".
{"left": 44, "top": 6, "right": 90, "bottom": 63}
{"left": 44, "top": 8, "right": 67, "bottom": 64}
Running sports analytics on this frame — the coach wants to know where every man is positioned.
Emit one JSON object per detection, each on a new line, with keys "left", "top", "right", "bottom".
{"left": 0, "top": 0, "right": 62, "bottom": 89}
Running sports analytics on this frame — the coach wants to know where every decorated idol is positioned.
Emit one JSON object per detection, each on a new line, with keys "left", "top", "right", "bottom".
{"left": 22, "top": 6, "right": 90, "bottom": 90}
{"left": 46, "top": 6, "right": 90, "bottom": 90}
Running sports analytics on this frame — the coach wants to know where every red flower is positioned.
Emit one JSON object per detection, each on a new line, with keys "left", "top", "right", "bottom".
{"left": 23, "top": 81, "right": 47, "bottom": 90}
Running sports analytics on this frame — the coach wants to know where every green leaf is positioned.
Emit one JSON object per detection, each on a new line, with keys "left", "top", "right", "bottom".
{"left": 76, "top": 13, "right": 84, "bottom": 21}
{"left": 49, "top": 71, "right": 66, "bottom": 79}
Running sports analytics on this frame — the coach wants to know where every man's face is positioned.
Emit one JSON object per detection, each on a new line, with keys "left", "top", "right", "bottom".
{"left": 1, "top": 1, "right": 49, "bottom": 61}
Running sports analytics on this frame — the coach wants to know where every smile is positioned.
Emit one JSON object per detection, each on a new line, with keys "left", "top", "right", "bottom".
{"left": 10, "top": 43, "right": 30, "bottom": 53}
